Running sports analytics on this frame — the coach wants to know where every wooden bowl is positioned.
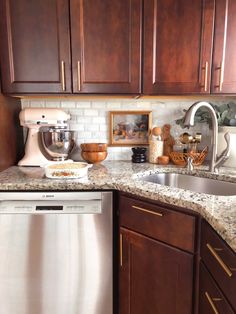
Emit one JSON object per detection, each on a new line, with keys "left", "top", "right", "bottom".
{"left": 81, "top": 151, "right": 108, "bottom": 163}
{"left": 80, "top": 143, "right": 107, "bottom": 152}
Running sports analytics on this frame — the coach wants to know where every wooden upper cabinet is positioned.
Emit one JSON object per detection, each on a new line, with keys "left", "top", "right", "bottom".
{"left": 2, "top": 0, "right": 236, "bottom": 95}
{"left": 143, "top": 0, "right": 215, "bottom": 95}
{"left": 211, "top": 0, "right": 236, "bottom": 94}
{"left": 0, "top": 0, "right": 71, "bottom": 94}
{"left": 70, "top": 0, "right": 142, "bottom": 94}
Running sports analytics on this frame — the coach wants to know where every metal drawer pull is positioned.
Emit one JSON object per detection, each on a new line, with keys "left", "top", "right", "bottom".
{"left": 205, "top": 292, "right": 220, "bottom": 314}
{"left": 206, "top": 243, "right": 233, "bottom": 277}
{"left": 215, "top": 62, "right": 224, "bottom": 91}
{"left": 132, "top": 205, "right": 163, "bottom": 217}
{"left": 202, "top": 61, "right": 208, "bottom": 92}
{"left": 61, "top": 60, "right": 66, "bottom": 91}
{"left": 77, "top": 61, "right": 81, "bottom": 91}
{"left": 120, "top": 233, "right": 123, "bottom": 267}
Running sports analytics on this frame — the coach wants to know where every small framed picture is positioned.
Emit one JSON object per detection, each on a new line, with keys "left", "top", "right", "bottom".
{"left": 109, "top": 111, "right": 152, "bottom": 146}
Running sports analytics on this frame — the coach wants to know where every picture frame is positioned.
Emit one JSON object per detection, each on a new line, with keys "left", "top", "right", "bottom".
{"left": 109, "top": 111, "right": 152, "bottom": 146}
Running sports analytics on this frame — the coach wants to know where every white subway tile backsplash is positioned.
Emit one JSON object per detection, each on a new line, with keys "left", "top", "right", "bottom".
{"left": 21, "top": 97, "right": 235, "bottom": 161}
{"left": 94, "top": 138, "right": 107, "bottom": 143}
{"left": 78, "top": 138, "right": 95, "bottom": 144}
{"left": 85, "top": 124, "right": 99, "bottom": 132}
{"left": 113, "top": 152, "right": 125, "bottom": 160}
{"left": 30, "top": 100, "right": 45, "bottom": 107}
{"left": 92, "top": 101, "right": 107, "bottom": 109}
{"left": 134, "top": 102, "right": 153, "bottom": 109}
{"left": 120, "top": 102, "right": 136, "bottom": 110}
{"left": 92, "top": 131, "right": 107, "bottom": 139}
{"left": 92, "top": 117, "right": 106, "bottom": 124}
{"left": 21, "top": 99, "right": 30, "bottom": 108}
{"left": 77, "top": 117, "right": 92, "bottom": 124}
{"left": 44, "top": 101, "right": 61, "bottom": 108}
{"left": 69, "top": 124, "right": 85, "bottom": 131}
{"left": 76, "top": 101, "right": 91, "bottom": 108}
{"left": 100, "top": 125, "right": 108, "bottom": 132}
{"left": 69, "top": 109, "right": 84, "bottom": 117}
{"left": 61, "top": 101, "right": 76, "bottom": 108}
{"left": 98, "top": 110, "right": 107, "bottom": 117}
{"left": 84, "top": 109, "right": 99, "bottom": 116}
{"left": 106, "top": 102, "right": 122, "bottom": 109}
{"left": 76, "top": 131, "right": 92, "bottom": 139}
{"left": 109, "top": 146, "right": 123, "bottom": 153}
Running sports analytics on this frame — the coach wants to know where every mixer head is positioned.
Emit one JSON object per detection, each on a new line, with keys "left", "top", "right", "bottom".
{"left": 19, "top": 108, "right": 71, "bottom": 128}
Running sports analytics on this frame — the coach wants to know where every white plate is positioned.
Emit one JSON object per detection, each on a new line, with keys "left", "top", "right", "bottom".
{"left": 44, "top": 162, "right": 92, "bottom": 179}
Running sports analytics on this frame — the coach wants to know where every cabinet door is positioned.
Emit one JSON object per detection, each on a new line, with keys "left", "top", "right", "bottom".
{"left": 199, "top": 262, "right": 235, "bottom": 314}
{"left": 119, "top": 228, "right": 194, "bottom": 314}
{"left": 143, "top": 0, "right": 214, "bottom": 95}
{"left": 0, "top": 0, "right": 71, "bottom": 94}
{"left": 211, "top": 0, "right": 236, "bottom": 93}
{"left": 70, "top": 0, "right": 142, "bottom": 94}
{"left": 0, "top": 94, "right": 23, "bottom": 170}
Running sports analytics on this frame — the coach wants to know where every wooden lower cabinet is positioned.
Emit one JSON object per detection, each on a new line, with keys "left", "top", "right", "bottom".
{"left": 117, "top": 195, "right": 236, "bottom": 314}
{"left": 200, "top": 219, "right": 236, "bottom": 312}
{"left": 119, "top": 228, "right": 194, "bottom": 314}
{"left": 199, "top": 262, "right": 234, "bottom": 314}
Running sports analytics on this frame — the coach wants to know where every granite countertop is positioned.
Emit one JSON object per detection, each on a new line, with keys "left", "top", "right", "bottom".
{"left": 0, "top": 161, "right": 236, "bottom": 252}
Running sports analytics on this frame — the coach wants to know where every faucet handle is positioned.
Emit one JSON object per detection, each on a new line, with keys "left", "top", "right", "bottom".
{"left": 224, "top": 132, "right": 230, "bottom": 154}
{"left": 215, "top": 132, "right": 230, "bottom": 171}
{"left": 218, "top": 132, "right": 230, "bottom": 159}
{"left": 187, "top": 156, "right": 194, "bottom": 171}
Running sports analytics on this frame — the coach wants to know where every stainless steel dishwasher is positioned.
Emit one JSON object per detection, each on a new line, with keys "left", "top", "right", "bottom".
{"left": 0, "top": 191, "right": 113, "bottom": 314}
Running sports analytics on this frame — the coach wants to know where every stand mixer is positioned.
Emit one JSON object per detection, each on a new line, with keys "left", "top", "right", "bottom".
{"left": 18, "top": 108, "right": 74, "bottom": 167}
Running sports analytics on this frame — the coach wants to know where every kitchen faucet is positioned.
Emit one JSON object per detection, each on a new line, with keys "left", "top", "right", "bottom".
{"left": 183, "top": 101, "right": 230, "bottom": 173}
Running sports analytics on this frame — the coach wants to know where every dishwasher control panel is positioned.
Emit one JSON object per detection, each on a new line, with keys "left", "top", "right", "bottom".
{"left": 0, "top": 200, "right": 102, "bottom": 214}
{"left": 0, "top": 192, "right": 103, "bottom": 214}
{"left": 36, "top": 205, "right": 63, "bottom": 211}
{"left": 0, "top": 191, "right": 103, "bottom": 215}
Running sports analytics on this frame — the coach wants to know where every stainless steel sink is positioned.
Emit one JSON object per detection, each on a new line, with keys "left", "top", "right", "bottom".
{"left": 141, "top": 173, "right": 236, "bottom": 196}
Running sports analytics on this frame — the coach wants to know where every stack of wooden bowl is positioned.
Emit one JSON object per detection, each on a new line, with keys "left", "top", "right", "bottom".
{"left": 80, "top": 143, "right": 108, "bottom": 163}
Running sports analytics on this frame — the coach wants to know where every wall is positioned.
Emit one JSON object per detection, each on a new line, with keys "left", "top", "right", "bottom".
{"left": 21, "top": 97, "right": 234, "bottom": 161}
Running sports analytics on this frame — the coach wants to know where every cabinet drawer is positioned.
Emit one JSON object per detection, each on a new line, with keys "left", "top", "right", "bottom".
{"left": 119, "top": 195, "right": 196, "bottom": 252}
{"left": 201, "top": 220, "right": 236, "bottom": 310}
{"left": 199, "top": 262, "right": 234, "bottom": 314}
